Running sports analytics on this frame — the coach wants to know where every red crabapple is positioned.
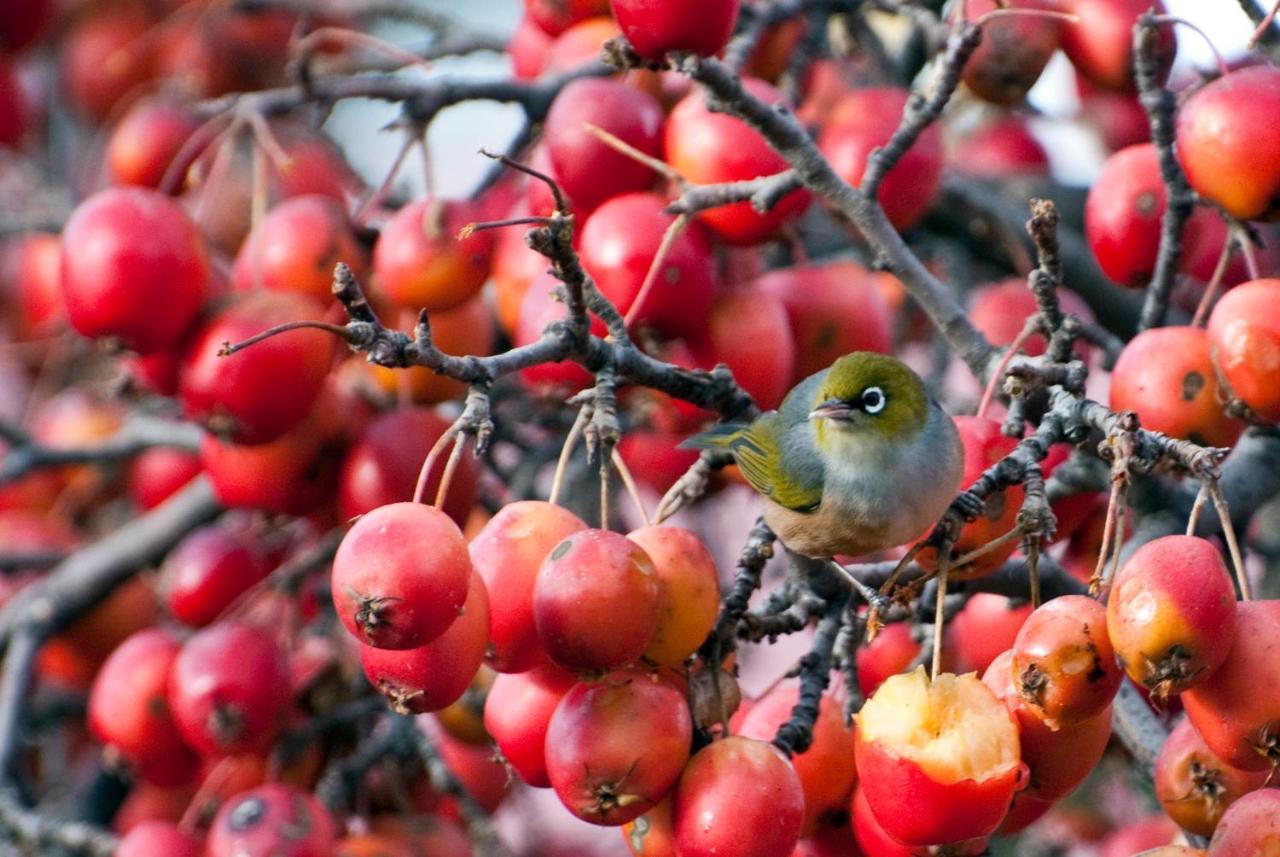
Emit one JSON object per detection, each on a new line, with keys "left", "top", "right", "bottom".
{"left": 331, "top": 502, "right": 471, "bottom": 650}
{"left": 1010, "top": 595, "right": 1121, "bottom": 729}
{"left": 60, "top": 188, "right": 209, "bottom": 354}
{"left": 1154, "top": 715, "right": 1267, "bottom": 838}
{"left": 545, "top": 670, "right": 692, "bottom": 825}
{"left": 469, "top": 500, "right": 587, "bottom": 673}
{"left": 672, "top": 736, "right": 804, "bottom": 857}
{"left": 1107, "top": 535, "right": 1237, "bottom": 699}
{"left": 168, "top": 622, "right": 291, "bottom": 756}
{"left": 358, "top": 572, "right": 490, "bottom": 714}
{"left": 611, "top": 0, "right": 740, "bottom": 59}
{"left": 855, "top": 667, "right": 1024, "bottom": 846}
{"left": 1206, "top": 278, "right": 1280, "bottom": 424}
{"left": 534, "top": 529, "right": 661, "bottom": 672}
{"left": 1177, "top": 65, "right": 1280, "bottom": 221}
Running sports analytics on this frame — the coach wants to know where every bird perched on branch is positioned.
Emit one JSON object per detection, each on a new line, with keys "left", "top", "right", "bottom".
{"left": 685, "top": 352, "right": 963, "bottom": 558}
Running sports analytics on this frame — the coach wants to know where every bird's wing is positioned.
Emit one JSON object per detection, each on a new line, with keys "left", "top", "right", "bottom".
{"left": 733, "top": 415, "right": 824, "bottom": 512}
{"left": 683, "top": 372, "right": 828, "bottom": 512}
{"left": 682, "top": 413, "right": 823, "bottom": 512}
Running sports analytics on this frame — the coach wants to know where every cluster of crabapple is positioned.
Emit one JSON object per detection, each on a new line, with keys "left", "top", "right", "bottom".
{"left": 1085, "top": 59, "right": 1280, "bottom": 447}
{"left": 849, "top": 531, "right": 1280, "bottom": 855}
{"left": 329, "top": 487, "right": 818, "bottom": 857}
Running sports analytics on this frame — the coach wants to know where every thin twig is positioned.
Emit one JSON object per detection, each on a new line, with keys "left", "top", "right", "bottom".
{"left": 219, "top": 320, "right": 353, "bottom": 356}
{"left": 860, "top": 22, "right": 982, "bottom": 198}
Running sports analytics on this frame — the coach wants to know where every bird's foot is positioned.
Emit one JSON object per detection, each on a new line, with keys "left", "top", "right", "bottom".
{"left": 950, "top": 490, "right": 987, "bottom": 523}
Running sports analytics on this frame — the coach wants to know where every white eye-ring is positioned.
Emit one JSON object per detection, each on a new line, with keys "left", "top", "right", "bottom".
{"left": 861, "top": 386, "right": 886, "bottom": 414}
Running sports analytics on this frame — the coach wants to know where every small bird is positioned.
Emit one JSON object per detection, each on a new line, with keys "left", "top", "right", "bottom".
{"left": 685, "top": 352, "right": 963, "bottom": 559}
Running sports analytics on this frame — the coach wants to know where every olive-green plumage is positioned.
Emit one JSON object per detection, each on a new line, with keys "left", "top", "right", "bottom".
{"left": 685, "top": 352, "right": 962, "bottom": 558}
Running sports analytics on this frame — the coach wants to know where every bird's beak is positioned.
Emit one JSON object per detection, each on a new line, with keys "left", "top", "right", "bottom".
{"left": 808, "top": 399, "right": 853, "bottom": 421}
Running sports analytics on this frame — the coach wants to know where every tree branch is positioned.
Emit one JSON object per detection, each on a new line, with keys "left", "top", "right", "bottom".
{"left": 0, "top": 479, "right": 219, "bottom": 857}
{"left": 0, "top": 418, "right": 203, "bottom": 487}
{"left": 674, "top": 54, "right": 999, "bottom": 380}
{"left": 1133, "top": 13, "right": 1196, "bottom": 332}
{"left": 860, "top": 23, "right": 981, "bottom": 197}
{"left": 0, "top": 478, "right": 220, "bottom": 781}
{"left": 194, "top": 60, "right": 609, "bottom": 124}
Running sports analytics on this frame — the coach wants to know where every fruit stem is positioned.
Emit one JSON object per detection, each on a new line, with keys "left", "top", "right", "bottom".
{"left": 1190, "top": 228, "right": 1234, "bottom": 327}
{"left": 611, "top": 448, "right": 651, "bottom": 526}
{"left": 972, "top": 8, "right": 1079, "bottom": 27}
{"left": 157, "top": 111, "right": 233, "bottom": 196}
{"left": 549, "top": 406, "right": 589, "bottom": 507}
{"left": 1209, "top": 481, "right": 1251, "bottom": 600}
{"left": 1249, "top": 0, "right": 1280, "bottom": 48}
{"left": 1089, "top": 476, "right": 1126, "bottom": 596}
{"left": 354, "top": 134, "right": 417, "bottom": 225}
{"left": 599, "top": 452, "right": 611, "bottom": 530}
{"left": 1186, "top": 482, "right": 1210, "bottom": 535}
{"left": 1236, "top": 223, "right": 1261, "bottom": 281}
{"left": 932, "top": 559, "right": 948, "bottom": 679}
{"left": 1150, "top": 15, "right": 1230, "bottom": 78}
{"left": 976, "top": 318, "right": 1039, "bottom": 419}
{"left": 250, "top": 141, "right": 269, "bottom": 283}
{"left": 421, "top": 137, "right": 438, "bottom": 203}
{"left": 433, "top": 432, "right": 467, "bottom": 510}
{"left": 243, "top": 109, "right": 293, "bottom": 175}
{"left": 950, "top": 524, "right": 1025, "bottom": 572}
{"left": 412, "top": 425, "right": 460, "bottom": 505}
{"left": 582, "top": 122, "right": 686, "bottom": 188}
{"left": 1109, "top": 500, "right": 1126, "bottom": 584}
{"left": 624, "top": 214, "right": 690, "bottom": 333}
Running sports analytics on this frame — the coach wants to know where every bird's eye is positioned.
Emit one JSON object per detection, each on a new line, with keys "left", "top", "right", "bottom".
{"left": 861, "top": 386, "right": 886, "bottom": 414}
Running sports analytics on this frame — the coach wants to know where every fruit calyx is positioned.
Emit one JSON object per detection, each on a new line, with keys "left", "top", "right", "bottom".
{"left": 1250, "top": 725, "right": 1280, "bottom": 776}
{"left": 1183, "top": 759, "right": 1227, "bottom": 813}
{"left": 375, "top": 680, "right": 424, "bottom": 715}
{"left": 207, "top": 701, "right": 245, "bottom": 747}
{"left": 1138, "top": 644, "right": 1203, "bottom": 703}
{"left": 348, "top": 589, "right": 402, "bottom": 644}
{"left": 583, "top": 765, "right": 646, "bottom": 820}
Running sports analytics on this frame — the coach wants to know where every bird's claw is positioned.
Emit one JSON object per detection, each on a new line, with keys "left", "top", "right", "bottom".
{"left": 951, "top": 490, "right": 987, "bottom": 522}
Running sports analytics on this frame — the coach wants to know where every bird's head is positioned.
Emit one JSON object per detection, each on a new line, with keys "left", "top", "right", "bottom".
{"left": 809, "top": 352, "right": 929, "bottom": 445}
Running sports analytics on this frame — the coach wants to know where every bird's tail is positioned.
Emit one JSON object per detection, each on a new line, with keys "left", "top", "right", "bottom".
{"left": 680, "top": 422, "right": 749, "bottom": 451}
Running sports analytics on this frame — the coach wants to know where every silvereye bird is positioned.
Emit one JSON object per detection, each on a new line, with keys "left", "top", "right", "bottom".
{"left": 685, "top": 352, "right": 963, "bottom": 558}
